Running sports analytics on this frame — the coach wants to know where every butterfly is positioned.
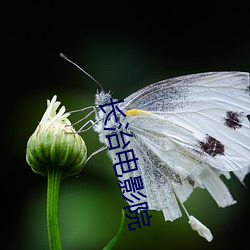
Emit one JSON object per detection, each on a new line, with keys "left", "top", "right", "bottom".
{"left": 91, "top": 71, "right": 250, "bottom": 241}
{"left": 60, "top": 55, "right": 250, "bottom": 241}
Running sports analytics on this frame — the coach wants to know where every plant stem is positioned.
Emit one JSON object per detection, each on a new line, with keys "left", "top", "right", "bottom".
{"left": 47, "top": 165, "right": 63, "bottom": 250}
{"left": 103, "top": 209, "right": 125, "bottom": 250}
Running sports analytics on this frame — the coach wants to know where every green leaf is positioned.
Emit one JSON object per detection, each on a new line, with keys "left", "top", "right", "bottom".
{"left": 102, "top": 209, "right": 125, "bottom": 250}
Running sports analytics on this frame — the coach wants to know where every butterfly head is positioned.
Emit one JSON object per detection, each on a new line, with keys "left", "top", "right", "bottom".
{"left": 94, "top": 89, "right": 112, "bottom": 107}
{"left": 93, "top": 90, "right": 121, "bottom": 144}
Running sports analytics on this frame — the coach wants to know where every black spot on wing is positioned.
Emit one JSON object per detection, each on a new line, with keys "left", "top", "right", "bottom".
{"left": 199, "top": 135, "right": 225, "bottom": 157}
{"left": 187, "top": 177, "right": 195, "bottom": 186}
{"left": 224, "top": 111, "right": 243, "bottom": 130}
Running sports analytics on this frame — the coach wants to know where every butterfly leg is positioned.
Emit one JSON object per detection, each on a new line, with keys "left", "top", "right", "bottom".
{"left": 76, "top": 117, "right": 104, "bottom": 133}
{"left": 68, "top": 106, "right": 102, "bottom": 132}
{"left": 77, "top": 145, "right": 107, "bottom": 176}
{"left": 70, "top": 106, "right": 96, "bottom": 126}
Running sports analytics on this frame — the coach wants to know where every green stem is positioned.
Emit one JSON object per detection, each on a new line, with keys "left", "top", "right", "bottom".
{"left": 103, "top": 209, "right": 125, "bottom": 250}
{"left": 47, "top": 165, "right": 63, "bottom": 250}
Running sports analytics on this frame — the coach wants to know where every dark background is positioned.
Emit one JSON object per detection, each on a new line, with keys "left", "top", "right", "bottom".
{"left": 2, "top": 2, "right": 250, "bottom": 250}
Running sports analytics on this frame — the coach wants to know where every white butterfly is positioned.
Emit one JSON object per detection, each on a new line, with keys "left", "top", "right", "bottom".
{"left": 89, "top": 72, "right": 250, "bottom": 241}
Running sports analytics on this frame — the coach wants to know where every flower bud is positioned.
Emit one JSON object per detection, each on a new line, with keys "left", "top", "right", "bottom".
{"left": 26, "top": 95, "right": 87, "bottom": 178}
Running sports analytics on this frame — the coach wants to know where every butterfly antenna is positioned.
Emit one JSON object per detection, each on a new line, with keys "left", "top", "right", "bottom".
{"left": 60, "top": 53, "right": 104, "bottom": 91}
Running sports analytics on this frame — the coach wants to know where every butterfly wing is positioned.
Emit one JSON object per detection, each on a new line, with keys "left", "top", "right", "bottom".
{"left": 122, "top": 72, "right": 250, "bottom": 173}
{"left": 116, "top": 72, "right": 250, "bottom": 221}
{"left": 120, "top": 113, "right": 237, "bottom": 221}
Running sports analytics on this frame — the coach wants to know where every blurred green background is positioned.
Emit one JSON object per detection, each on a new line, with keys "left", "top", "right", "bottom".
{"left": 2, "top": 2, "right": 250, "bottom": 250}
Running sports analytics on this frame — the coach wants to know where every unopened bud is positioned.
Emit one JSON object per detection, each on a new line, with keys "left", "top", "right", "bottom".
{"left": 26, "top": 95, "right": 87, "bottom": 178}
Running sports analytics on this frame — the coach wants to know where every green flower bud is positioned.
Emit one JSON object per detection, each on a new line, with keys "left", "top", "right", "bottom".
{"left": 26, "top": 95, "right": 87, "bottom": 178}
